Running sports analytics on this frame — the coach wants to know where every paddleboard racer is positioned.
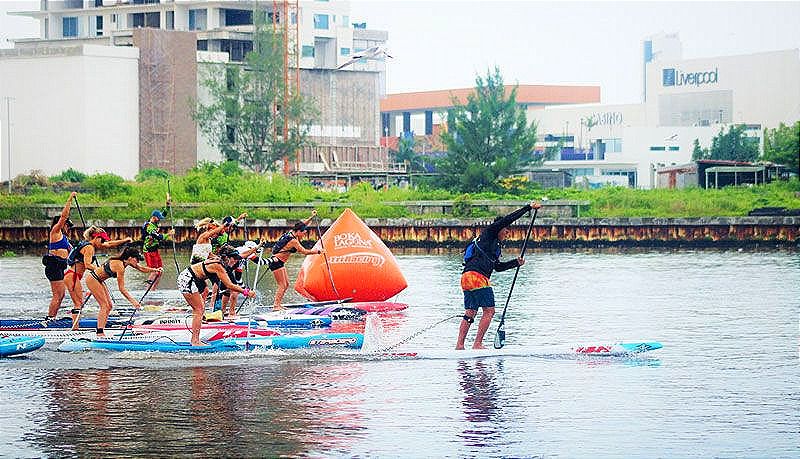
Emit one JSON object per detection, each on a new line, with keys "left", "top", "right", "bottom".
{"left": 456, "top": 200, "right": 541, "bottom": 350}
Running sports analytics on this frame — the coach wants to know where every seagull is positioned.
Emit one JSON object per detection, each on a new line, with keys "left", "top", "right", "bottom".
{"left": 336, "top": 46, "right": 393, "bottom": 70}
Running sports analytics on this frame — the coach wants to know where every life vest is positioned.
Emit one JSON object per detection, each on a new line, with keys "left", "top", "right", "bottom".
{"left": 272, "top": 231, "right": 295, "bottom": 255}
{"left": 67, "top": 241, "right": 93, "bottom": 266}
{"left": 463, "top": 237, "right": 500, "bottom": 265}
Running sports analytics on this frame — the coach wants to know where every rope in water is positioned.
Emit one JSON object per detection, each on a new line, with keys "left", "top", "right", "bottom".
{"left": 376, "top": 314, "right": 463, "bottom": 353}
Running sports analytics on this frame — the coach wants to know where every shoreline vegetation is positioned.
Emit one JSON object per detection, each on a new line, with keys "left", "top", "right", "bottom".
{"left": 1, "top": 162, "right": 798, "bottom": 222}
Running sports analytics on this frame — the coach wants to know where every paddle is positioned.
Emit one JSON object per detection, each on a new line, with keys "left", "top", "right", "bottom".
{"left": 238, "top": 244, "right": 264, "bottom": 315}
{"left": 493, "top": 208, "right": 538, "bottom": 350}
{"left": 69, "top": 195, "right": 98, "bottom": 328}
{"left": 315, "top": 217, "right": 342, "bottom": 301}
{"left": 118, "top": 271, "right": 161, "bottom": 340}
{"left": 166, "top": 180, "right": 180, "bottom": 273}
{"left": 242, "top": 215, "right": 250, "bottom": 286}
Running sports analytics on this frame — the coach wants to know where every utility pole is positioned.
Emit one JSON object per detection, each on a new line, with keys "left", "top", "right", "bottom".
{"left": 3, "top": 96, "right": 12, "bottom": 193}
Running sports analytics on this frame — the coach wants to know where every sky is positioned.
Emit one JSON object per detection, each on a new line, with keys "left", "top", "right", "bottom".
{"left": 2, "top": 0, "right": 799, "bottom": 104}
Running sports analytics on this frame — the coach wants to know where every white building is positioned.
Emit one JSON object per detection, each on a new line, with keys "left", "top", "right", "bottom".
{"left": 0, "top": 44, "right": 140, "bottom": 179}
{"left": 1, "top": 0, "right": 388, "bottom": 180}
{"left": 529, "top": 37, "right": 800, "bottom": 189}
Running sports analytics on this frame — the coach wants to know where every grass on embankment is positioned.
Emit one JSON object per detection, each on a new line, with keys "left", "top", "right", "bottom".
{"left": 0, "top": 162, "right": 798, "bottom": 221}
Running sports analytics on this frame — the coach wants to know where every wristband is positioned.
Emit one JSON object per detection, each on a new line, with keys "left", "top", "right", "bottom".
{"left": 243, "top": 287, "right": 252, "bottom": 296}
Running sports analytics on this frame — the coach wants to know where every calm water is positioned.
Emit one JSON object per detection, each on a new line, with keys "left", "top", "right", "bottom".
{"left": 0, "top": 249, "right": 798, "bottom": 458}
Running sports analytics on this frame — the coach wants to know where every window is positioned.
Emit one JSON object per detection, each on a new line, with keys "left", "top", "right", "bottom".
{"left": 603, "top": 138, "right": 622, "bottom": 153}
{"left": 340, "top": 47, "right": 350, "bottom": 56}
{"left": 189, "top": 10, "right": 196, "bottom": 29}
{"left": 342, "top": 15, "right": 349, "bottom": 27}
{"left": 95, "top": 16, "right": 103, "bottom": 36}
{"left": 302, "top": 45, "right": 315, "bottom": 57}
{"left": 649, "top": 146, "right": 666, "bottom": 151}
{"left": 668, "top": 146, "right": 680, "bottom": 151}
{"left": 62, "top": 17, "right": 78, "bottom": 37}
{"left": 313, "top": 14, "right": 329, "bottom": 29}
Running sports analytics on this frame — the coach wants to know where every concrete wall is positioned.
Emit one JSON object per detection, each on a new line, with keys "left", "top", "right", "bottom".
{"left": 0, "top": 44, "right": 139, "bottom": 180}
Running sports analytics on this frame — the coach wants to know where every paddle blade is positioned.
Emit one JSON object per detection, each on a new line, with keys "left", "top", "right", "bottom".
{"left": 493, "top": 324, "right": 505, "bottom": 349}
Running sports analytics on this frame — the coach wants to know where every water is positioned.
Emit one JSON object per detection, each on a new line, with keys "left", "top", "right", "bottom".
{"left": 1, "top": 249, "right": 798, "bottom": 457}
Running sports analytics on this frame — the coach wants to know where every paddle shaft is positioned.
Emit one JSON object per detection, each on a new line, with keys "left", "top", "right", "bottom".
{"left": 166, "top": 180, "right": 180, "bottom": 273}
{"left": 315, "top": 219, "right": 341, "bottom": 300}
{"left": 495, "top": 208, "right": 538, "bottom": 331}
{"left": 119, "top": 271, "right": 161, "bottom": 340}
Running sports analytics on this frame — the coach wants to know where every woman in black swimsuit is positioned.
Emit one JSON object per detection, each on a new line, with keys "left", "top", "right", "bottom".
{"left": 85, "top": 246, "right": 162, "bottom": 337}
{"left": 177, "top": 245, "right": 256, "bottom": 346}
{"left": 267, "top": 210, "right": 323, "bottom": 311}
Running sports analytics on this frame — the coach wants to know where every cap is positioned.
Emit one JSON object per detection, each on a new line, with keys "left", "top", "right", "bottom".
{"left": 65, "top": 218, "right": 74, "bottom": 228}
{"left": 219, "top": 245, "right": 242, "bottom": 260}
{"left": 292, "top": 222, "right": 309, "bottom": 232}
{"left": 93, "top": 231, "right": 110, "bottom": 241}
{"left": 152, "top": 210, "right": 165, "bottom": 220}
{"left": 243, "top": 241, "right": 258, "bottom": 250}
{"left": 222, "top": 215, "right": 235, "bottom": 226}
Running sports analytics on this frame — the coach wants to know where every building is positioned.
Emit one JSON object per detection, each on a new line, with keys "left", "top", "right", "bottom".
{"left": 1, "top": 0, "right": 389, "bottom": 180}
{"left": 379, "top": 85, "right": 601, "bottom": 154}
{"left": 529, "top": 36, "right": 800, "bottom": 189}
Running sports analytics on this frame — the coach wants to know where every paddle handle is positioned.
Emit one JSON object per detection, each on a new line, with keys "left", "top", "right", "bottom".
{"left": 316, "top": 219, "right": 342, "bottom": 300}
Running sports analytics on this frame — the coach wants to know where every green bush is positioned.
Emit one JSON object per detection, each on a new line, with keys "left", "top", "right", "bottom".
{"left": 51, "top": 168, "right": 88, "bottom": 183}
{"left": 84, "top": 173, "right": 130, "bottom": 199}
{"left": 136, "top": 168, "right": 171, "bottom": 182}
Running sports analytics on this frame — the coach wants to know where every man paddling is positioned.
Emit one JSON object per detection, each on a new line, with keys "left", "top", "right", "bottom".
{"left": 456, "top": 200, "right": 542, "bottom": 350}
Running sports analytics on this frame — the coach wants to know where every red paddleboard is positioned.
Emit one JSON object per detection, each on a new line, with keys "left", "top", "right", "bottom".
{"left": 295, "top": 208, "right": 407, "bottom": 302}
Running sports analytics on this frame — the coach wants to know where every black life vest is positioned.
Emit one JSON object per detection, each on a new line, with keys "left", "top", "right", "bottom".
{"left": 67, "top": 241, "right": 93, "bottom": 267}
{"left": 463, "top": 237, "right": 501, "bottom": 265}
{"left": 272, "top": 231, "right": 296, "bottom": 255}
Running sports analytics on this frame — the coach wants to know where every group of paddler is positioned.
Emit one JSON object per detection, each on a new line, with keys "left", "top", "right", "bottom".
{"left": 43, "top": 192, "right": 325, "bottom": 346}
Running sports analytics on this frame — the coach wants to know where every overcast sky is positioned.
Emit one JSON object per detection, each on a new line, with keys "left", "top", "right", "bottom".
{"left": 2, "top": 0, "right": 799, "bottom": 104}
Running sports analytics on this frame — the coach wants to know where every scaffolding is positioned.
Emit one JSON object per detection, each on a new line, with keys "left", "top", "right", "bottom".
{"left": 137, "top": 28, "right": 177, "bottom": 173}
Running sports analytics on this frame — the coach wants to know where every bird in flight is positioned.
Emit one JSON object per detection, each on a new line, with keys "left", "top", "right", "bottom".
{"left": 336, "top": 46, "right": 393, "bottom": 70}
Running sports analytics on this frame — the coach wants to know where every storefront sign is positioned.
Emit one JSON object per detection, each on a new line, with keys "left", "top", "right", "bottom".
{"left": 663, "top": 67, "right": 718, "bottom": 87}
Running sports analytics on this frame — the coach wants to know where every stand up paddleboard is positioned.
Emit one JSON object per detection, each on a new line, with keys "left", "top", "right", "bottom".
{"left": 57, "top": 333, "right": 364, "bottom": 353}
{"left": 378, "top": 342, "right": 663, "bottom": 360}
{"left": 0, "top": 335, "right": 46, "bottom": 357}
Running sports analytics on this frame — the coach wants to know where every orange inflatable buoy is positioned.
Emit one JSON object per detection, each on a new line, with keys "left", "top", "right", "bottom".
{"left": 295, "top": 208, "right": 407, "bottom": 302}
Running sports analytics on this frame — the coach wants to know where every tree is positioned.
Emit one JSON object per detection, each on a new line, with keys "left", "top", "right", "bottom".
{"left": 438, "top": 67, "right": 540, "bottom": 192}
{"left": 691, "top": 138, "right": 709, "bottom": 160}
{"left": 390, "top": 136, "right": 427, "bottom": 172}
{"left": 763, "top": 121, "right": 800, "bottom": 176}
{"left": 194, "top": 9, "right": 318, "bottom": 173}
{"left": 701, "top": 125, "right": 759, "bottom": 162}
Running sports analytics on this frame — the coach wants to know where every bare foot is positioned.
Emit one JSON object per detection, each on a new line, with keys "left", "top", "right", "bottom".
{"left": 472, "top": 345, "right": 486, "bottom": 350}
{"left": 272, "top": 306, "right": 285, "bottom": 312}
{"left": 96, "top": 334, "right": 107, "bottom": 339}
{"left": 190, "top": 341, "right": 204, "bottom": 347}
{"left": 455, "top": 346, "right": 465, "bottom": 350}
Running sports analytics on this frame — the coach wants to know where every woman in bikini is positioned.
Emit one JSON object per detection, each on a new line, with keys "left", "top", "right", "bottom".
{"left": 44, "top": 192, "right": 77, "bottom": 319}
{"left": 177, "top": 244, "right": 256, "bottom": 346}
{"left": 64, "top": 226, "right": 132, "bottom": 328}
{"left": 267, "top": 210, "right": 324, "bottom": 311}
{"left": 85, "top": 246, "right": 162, "bottom": 338}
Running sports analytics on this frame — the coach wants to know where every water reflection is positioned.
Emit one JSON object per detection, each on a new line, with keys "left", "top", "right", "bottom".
{"left": 456, "top": 360, "right": 503, "bottom": 448}
{"left": 29, "top": 361, "right": 368, "bottom": 456}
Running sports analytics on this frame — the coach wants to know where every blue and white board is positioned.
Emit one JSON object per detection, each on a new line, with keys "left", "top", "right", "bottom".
{"left": 237, "top": 313, "right": 332, "bottom": 329}
{"left": 232, "top": 333, "right": 364, "bottom": 350}
{"left": 57, "top": 333, "right": 364, "bottom": 353}
{"left": 0, "top": 335, "right": 46, "bottom": 357}
{"left": 57, "top": 337, "right": 242, "bottom": 353}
